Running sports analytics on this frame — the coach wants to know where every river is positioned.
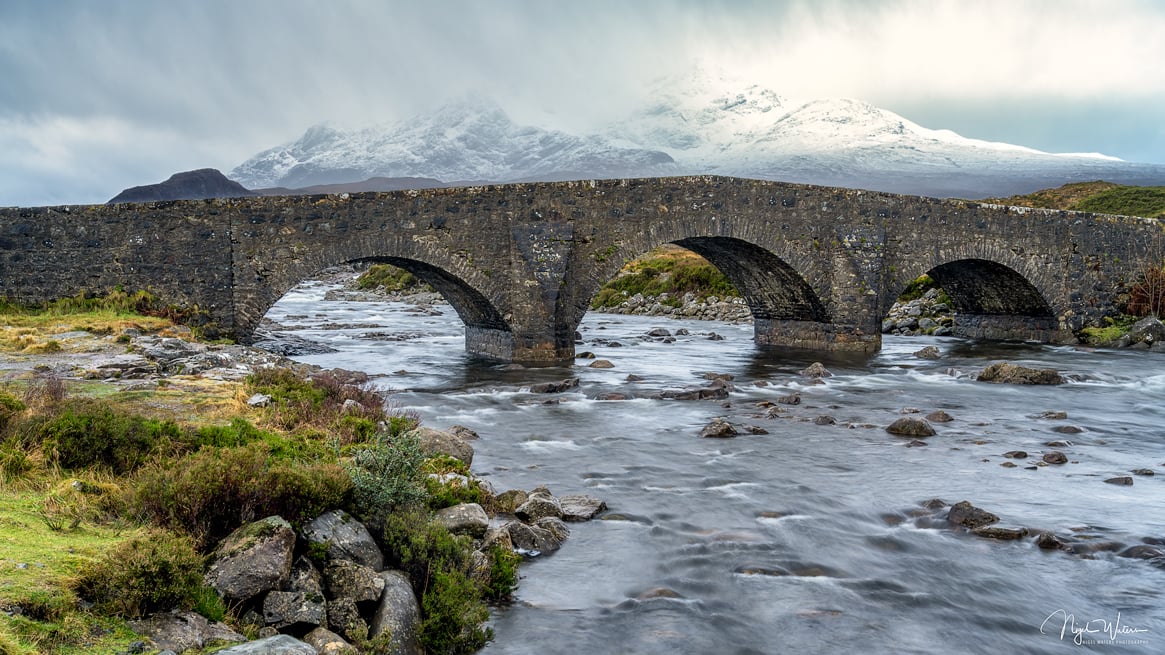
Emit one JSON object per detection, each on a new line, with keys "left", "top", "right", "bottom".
{"left": 265, "top": 278, "right": 1165, "bottom": 654}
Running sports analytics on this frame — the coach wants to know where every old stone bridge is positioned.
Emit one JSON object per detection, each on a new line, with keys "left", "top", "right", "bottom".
{"left": 1, "top": 176, "right": 1160, "bottom": 362}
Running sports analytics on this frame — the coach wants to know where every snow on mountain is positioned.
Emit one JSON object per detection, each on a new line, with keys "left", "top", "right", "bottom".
{"left": 230, "top": 97, "right": 678, "bottom": 189}
{"left": 231, "top": 71, "right": 1165, "bottom": 198}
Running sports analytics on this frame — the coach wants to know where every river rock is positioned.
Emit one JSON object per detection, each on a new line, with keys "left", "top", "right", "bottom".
{"left": 977, "top": 362, "right": 1064, "bottom": 385}
{"left": 482, "top": 526, "right": 514, "bottom": 552}
{"left": 1039, "top": 410, "right": 1069, "bottom": 419}
{"left": 368, "top": 570, "right": 423, "bottom": 655}
{"left": 799, "top": 362, "right": 832, "bottom": 378}
{"left": 595, "top": 392, "right": 629, "bottom": 400}
{"left": 205, "top": 516, "right": 296, "bottom": 603}
{"left": 1052, "top": 425, "right": 1084, "bottom": 434}
{"left": 1002, "top": 450, "right": 1028, "bottom": 459}
{"left": 262, "top": 591, "right": 325, "bottom": 631}
{"left": 660, "top": 385, "right": 730, "bottom": 401}
{"left": 405, "top": 426, "right": 474, "bottom": 466}
{"left": 913, "top": 346, "right": 941, "bottom": 359}
{"left": 1127, "top": 316, "right": 1165, "bottom": 345}
{"left": 515, "top": 492, "right": 563, "bottom": 521}
{"left": 1042, "top": 451, "right": 1068, "bottom": 465}
{"left": 447, "top": 424, "right": 479, "bottom": 441}
{"left": 214, "top": 635, "right": 316, "bottom": 655}
{"left": 559, "top": 494, "right": 607, "bottom": 521}
{"left": 1132, "top": 468, "right": 1155, "bottom": 476}
{"left": 323, "top": 559, "right": 385, "bottom": 604}
{"left": 506, "top": 520, "right": 565, "bottom": 554}
{"left": 528, "top": 378, "right": 580, "bottom": 393}
{"left": 1104, "top": 476, "right": 1134, "bottom": 486}
{"left": 813, "top": 415, "right": 836, "bottom": 425}
{"left": 947, "top": 501, "right": 999, "bottom": 529}
{"left": 494, "top": 489, "right": 529, "bottom": 513}
{"left": 925, "top": 410, "right": 954, "bottom": 423}
{"left": 303, "top": 510, "right": 383, "bottom": 571}
{"left": 534, "top": 516, "right": 572, "bottom": 543}
{"left": 777, "top": 394, "right": 801, "bottom": 405}
{"left": 576, "top": 351, "right": 595, "bottom": 359}
{"left": 129, "top": 610, "right": 247, "bottom": 653}
{"left": 589, "top": 359, "right": 615, "bottom": 369}
{"left": 700, "top": 418, "right": 738, "bottom": 438}
{"left": 434, "top": 503, "right": 489, "bottom": 538}
{"left": 886, "top": 417, "right": 936, "bottom": 437}
{"left": 1035, "top": 532, "right": 1068, "bottom": 550}
{"left": 303, "top": 627, "right": 357, "bottom": 655}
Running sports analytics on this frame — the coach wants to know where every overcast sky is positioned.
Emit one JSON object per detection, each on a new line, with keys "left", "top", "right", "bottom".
{"left": 2, "top": 0, "right": 1163, "bottom": 206}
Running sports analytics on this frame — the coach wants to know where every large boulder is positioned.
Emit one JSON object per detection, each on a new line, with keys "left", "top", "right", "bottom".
{"left": 368, "top": 571, "right": 423, "bottom": 655}
{"left": 129, "top": 610, "right": 246, "bottom": 653}
{"left": 978, "top": 362, "right": 1064, "bottom": 385}
{"left": 205, "top": 516, "right": 296, "bottom": 603}
{"left": 303, "top": 510, "right": 383, "bottom": 571}
{"left": 559, "top": 494, "right": 607, "bottom": 522}
{"left": 405, "top": 427, "right": 475, "bottom": 466}
{"left": 214, "top": 634, "right": 316, "bottom": 654}
{"left": 323, "top": 559, "right": 385, "bottom": 604}
{"left": 262, "top": 591, "right": 326, "bottom": 632}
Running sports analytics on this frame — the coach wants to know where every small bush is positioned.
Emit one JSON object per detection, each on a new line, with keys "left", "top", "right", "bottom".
{"left": 0, "top": 390, "right": 26, "bottom": 433}
{"left": 381, "top": 511, "right": 492, "bottom": 655}
{"left": 245, "top": 368, "right": 391, "bottom": 444}
{"left": 424, "top": 476, "right": 484, "bottom": 512}
{"left": 72, "top": 531, "right": 204, "bottom": 618}
{"left": 483, "top": 545, "right": 521, "bottom": 602}
{"left": 1127, "top": 265, "right": 1165, "bottom": 317}
{"left": 346, "top": 430, "right": 428, "bottom": 521}
{"left": 15, "top": 400, "right": 181, "bottom": 475}
{"left": 131, "top": 442, "right": 351, "bottom": 547}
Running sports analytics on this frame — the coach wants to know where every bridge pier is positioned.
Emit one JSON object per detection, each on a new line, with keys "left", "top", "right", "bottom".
{"left": 952, "top": 314, "right": 1073, "bottom": 343}
{"left": 465, "top": 326, "right": 572, "bottom": 363}
{"left": 754, "top": 319, "right": 881, "bottom": 353}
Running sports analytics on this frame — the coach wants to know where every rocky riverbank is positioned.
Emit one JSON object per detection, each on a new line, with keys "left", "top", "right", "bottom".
{"left": 0, "top": 321, "right": 607, "bottom": 655}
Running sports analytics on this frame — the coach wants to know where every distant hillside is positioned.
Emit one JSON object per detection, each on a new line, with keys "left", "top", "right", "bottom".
{"left": 987, "top": 181, "right": 1165, "bottom": 219}
{"left": 108, "top": 168, "right": 257, "bottom": 203}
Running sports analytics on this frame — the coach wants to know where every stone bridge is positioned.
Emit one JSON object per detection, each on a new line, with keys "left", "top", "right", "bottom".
{"left": 1, "top": 176, "right": 1160, "bottom": 362}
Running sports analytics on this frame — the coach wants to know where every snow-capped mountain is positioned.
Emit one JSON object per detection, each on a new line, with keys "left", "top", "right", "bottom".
{"left": 230, "top": 97, "right": 678, "bottom": 189}
{"left": 231, "top": 72, "right": 1165, "bottom": 198}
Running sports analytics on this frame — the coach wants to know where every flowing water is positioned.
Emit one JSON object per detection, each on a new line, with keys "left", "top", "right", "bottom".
{"left": 267, "top": 279, "right": 1165, "bottom": 654}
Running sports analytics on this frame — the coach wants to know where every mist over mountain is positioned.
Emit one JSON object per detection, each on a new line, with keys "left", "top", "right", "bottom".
{"left": 224, "top": 73, "right": 1165, "bottom": 199}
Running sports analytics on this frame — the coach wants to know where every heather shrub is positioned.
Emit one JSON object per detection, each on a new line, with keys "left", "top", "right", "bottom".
{"left": 15, "top": 400, "right": 181, "bottom": 474}
{"left": 71, "top": 531, "right": 206, "bottom": 618}
{"left": 346, "top": 430, "right": 428, "bottom": 521}
{"left": 130, "top": 442, "right": 351, "bottom": 547}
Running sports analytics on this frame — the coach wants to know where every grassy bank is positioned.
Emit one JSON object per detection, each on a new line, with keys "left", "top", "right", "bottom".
{"left": 0, "top": 302, "right": 515, "bottom": 654}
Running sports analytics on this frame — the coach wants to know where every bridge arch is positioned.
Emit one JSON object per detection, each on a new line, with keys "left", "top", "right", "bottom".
{"left": 562, "top": 234, "right": 837, "bottom": 353}
{"left": 886, "top": 253, "right": 1067, "bottom": 342}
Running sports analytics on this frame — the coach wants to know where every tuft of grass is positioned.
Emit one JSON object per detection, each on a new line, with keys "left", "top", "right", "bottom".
{"left": 355, "top": 264, "right": 433, "bottom": 293}
{"left": 71, "top": 531, "right": 205, "bottom": 618}
{"left": 591, "top": 246, "right": 739, "bottom": 309}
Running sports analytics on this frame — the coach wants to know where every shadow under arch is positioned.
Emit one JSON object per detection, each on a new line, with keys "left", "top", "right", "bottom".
{"left": 671, "top": 237, "right": 828, "bottom": 323}
{"left": 565, "top": 236, "right": 838, "bottom": 353}
{"left": 362, "top": 257, "right": 516, "bottom": 358}
{"left": 913, "top": 258, "right": 1062, "bottom": 342}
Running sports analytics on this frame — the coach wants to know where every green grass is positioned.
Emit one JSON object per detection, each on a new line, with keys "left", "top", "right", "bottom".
{"left": 0, "top": 490, "right": 146, "bottom": 655}
{"left": 355, "top": 264, "right": 433, "bottom": 293}
{"left": 987, "top": 181, "right": 1165, "bottom": 219}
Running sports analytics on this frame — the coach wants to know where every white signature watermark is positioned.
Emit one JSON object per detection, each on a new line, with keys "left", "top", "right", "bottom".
{"left": 1041, "top": 609, "right": 1151, "bottom": 646}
